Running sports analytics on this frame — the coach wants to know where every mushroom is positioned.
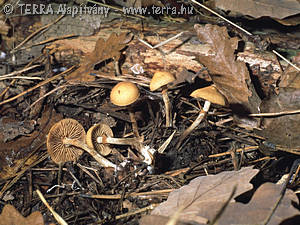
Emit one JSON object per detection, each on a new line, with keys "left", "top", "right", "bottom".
{"left": 110, "top": 81, "right": 140, "bottom": 138}
{"left": 47, "top": 118, "right": 116, "bottom": 168}
{"left": 86, "top": 123, "right": 143, "bottom": 155}
{"left": 176, "top": 85, "right": 226, "bottom": 149}
{"left": 86, "top": 123, "right": 114, "bottom": 156}
{"left": 150, "top": 71, "right": 175, "bottom": 127}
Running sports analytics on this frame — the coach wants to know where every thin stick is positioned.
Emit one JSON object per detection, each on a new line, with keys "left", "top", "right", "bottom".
{"left": 81, "top": 189, "right": 174, "bottom": 199}
{"left": 0, "top": 66, "right": 75, "bottom": 106}
{"left": 11, "top": 15, "right": 65, "bottom": 53}
{"left": 0, "top": 65, "right": 39, "bottom": 78}
{"left": 158, "top": 130, "right": 176, "bottom": 153}
{"left": 115, "top": 203, "right": 159, "bottom": 221}
{"left": 190, "top": 0, "right": 252, "bottom": 36}
{"left": 209, "top": 146, "right": 259, "bottom": 158}
{"left": 190, "top": 0, "right": 300, "bottom": 73}
{"left": 138, "top": 32, "right": 184, "bottom": 49}
{"left": 18, "top": 34, "right": 78, "bottom": 51}
{"left": 272, "top": 50, "right": 300, "bottom": 71}
{"left": 24, "top": 85, "right": 67, "bottom": 112}
{"left": 36, "top": 189, "right": 68, "bottom": 225}
{"left": 0, "top": 76, "right": 43, "bottom": 81}
{"left": 249, "top": 109, "right": 300, "bottom": 117}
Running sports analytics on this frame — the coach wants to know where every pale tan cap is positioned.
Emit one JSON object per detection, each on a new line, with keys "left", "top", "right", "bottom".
{"left": 110, "top": 82, "right": 140, "bottom": 106}
{"left": 190, "top": 86, "right": 226, "bottom": 106}
{"left": 150, "top": 71, "right": 175, "bottom": 91}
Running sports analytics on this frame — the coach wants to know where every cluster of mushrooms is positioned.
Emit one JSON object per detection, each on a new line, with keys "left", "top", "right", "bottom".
{"left": 47, "top": 71, "right": 227, "bottom": 169}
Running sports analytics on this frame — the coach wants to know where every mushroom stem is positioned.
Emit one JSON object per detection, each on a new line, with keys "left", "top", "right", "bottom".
{"left": 129, "top": 110, "right": 140, "bottom": 138}
{"left": 162, "top": 88, "right": 172, "bottom": 127}
{"left": 63, "top": 138, "right": 117, "bottom": 169}
{"left": 97, "top": 136, "right": 143, "bottom": 145}
{"left": 176, "top": 100, "right": 211, "bottom": 150}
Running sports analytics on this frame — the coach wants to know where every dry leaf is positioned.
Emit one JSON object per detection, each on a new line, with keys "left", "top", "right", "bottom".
{"left": 255, "top": 88, "right": 300, "bottom": 149}
{"left": 212, "top": 0, "right": 300, "bottom": 19}
{"left": 273, "top": 14, "right": 300, "bottom": 26}
{"left": 0, "top": 108, "right": 62, "bottom": 180}
{"left": 65, "top": 32, "right": 132, "bottom": 81}
{"left": 279, "top": 66, "right": 300, "bottom": 89}
{"left": 171, "top": 67, "right": 202, "bottom": 87}
{"left": 140, "top": 215, "right": 195, "bottom": 225}
{"left": 144, "top": 168, "right": 300, "bottom": 225}
{"left": 213, "top": 182, "right": 300, "bottom": 225}
{"left": 0, "top": 204, "right": 44, "bottom": 225}
{"left": 149, "top": 167, "right": 258, "bottom": 224}
{"left": 194, "top": 24, "right": 261, "bottom": 114}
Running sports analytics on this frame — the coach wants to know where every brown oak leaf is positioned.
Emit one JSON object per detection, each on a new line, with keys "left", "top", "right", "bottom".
{"left": 0, "top": 204, "right": 44, "bottom": 225}
{"left": 66, "top": 32, "right": 132, "bottom": 82}
{"left": 194, "top": 24, "right": 261, "bottom": 114}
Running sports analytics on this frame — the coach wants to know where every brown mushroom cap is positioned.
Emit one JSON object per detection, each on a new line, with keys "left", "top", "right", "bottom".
{"left": 86, "top": 123, "right": 113, "bottom": 156}
{"left": 190, "top": 86, "right": 226, "bottom": 106}
{"left": 150, "top": 71, "right": 175, "bottom": 91}
{"left": 47, "top": 118, "right": 85, "bottom": 164}
{"left": 110, "top": 81, "right": 140, "bottom": 106}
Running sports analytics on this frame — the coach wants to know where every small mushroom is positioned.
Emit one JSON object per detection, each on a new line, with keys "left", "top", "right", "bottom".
{"left": 86, "top": 123, "right": 114, "bottom": 156}
{"left": 150, "top": 71, "right": 175, "bottom": 127}
{"left": 86, "top": 123, "right": 143, "bottom": 154}
{"left": 176, "top": 85, "right": 226, "bottom": 149}
{"left": 110, "top": 81, "right": 140, "bottom": 138}
{"left": 47, "top": 118, "right": 116, "bottom": 168}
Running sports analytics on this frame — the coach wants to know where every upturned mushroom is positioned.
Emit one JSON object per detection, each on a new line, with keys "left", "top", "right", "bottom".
{"left": 86, "top": 123, "right": 143, "bottom": 155}
{"left": 110, "top": 81, "right": 140, "bottom": 138}
{"left": 47, "top": 118, "right": 116, "bottom": 168}
{"left": 176, "top": 85, "right": 227, "bottom": 149}
{"left": 150, "top": 71, "right": 175, "bottom": 127}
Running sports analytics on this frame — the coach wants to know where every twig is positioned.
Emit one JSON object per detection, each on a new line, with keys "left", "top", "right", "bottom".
{"left": 138, "top": 32, "right": 184, "bottom": 49}
{"left": 209, "top": 146, "right": 259, "bottom": 158}
{"left": 190, "top": 0, "right": 252, "bottom": 36}
{"left": 272, "top": 50, "right": 300, "bottom": 71}
{"left": 0, "top": 76, "right": 43, "bottom": 81}
{"left": 24, "top": 85, "right": 67, "bottom": 112}
{"left": 158, "top": 130, "right": 176, "bottom": 153}
{"left": 0, "top": 152, "right": 49, "bottom": 199}
{"left": 190, "top": 0, "right": 300, "bottom": 72}
{"left": 17, "top": 34, "right": 78, "bottom": 51}
{"left": 11, "top": 15, "right": 64, "bottom": 53}
{"left": 0, "top": 54, "right": 44, "bottom": 99}
{"left": 114, "top": 203, "right": 159, "bottom": 221}
{"left": 249, "top": 109, "right": 300, "bottom": 117}
{"left": 80, "top": 189, "right": 174, "bottom": 199}
{"left": 36, "top": 189, "right": 68, "bottom": 225}
{"left": 0, "top": 65, "right": 39, "bottom": 78}
{"left": 0, "top": 66, "right": 75, "bottom": 106}
{"left": 262, "top": 159, "right": 300, "bottom": 225}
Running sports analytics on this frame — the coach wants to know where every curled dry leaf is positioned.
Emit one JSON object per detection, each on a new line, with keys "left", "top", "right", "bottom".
{"left": 147, "top": 167, "right": 258, "bottom": 224}
{"left": 0, "top": 107, "right": 62, "bottom": 180}
{"left": 213, "top": 182, "right": 300, "bottom": 225}
{"left": 143, "top": 168, "right": 300, "bottom": 225}
{"left": 0, "top": 204, "right": 44, "bottom": 225}
{"left": 255, "top": 88, "right": 300, "bottom": 149}
{"left": 256, "top": 62, "right": 300, "bottom": 151}
{"left": 212, "top": 0, "right": 300, "bottom": 20}
{"left": 194, "top": 24, "right": 261, "bottom": 114}
{"left": 65, "top": 32, "right": 132, "bottom": 81}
